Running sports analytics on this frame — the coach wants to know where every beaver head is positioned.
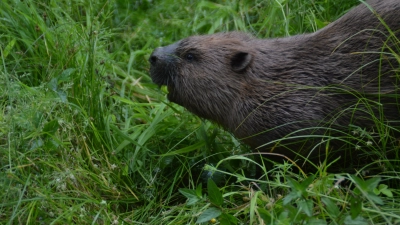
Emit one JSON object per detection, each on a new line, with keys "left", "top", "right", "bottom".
{"left": 149, "top": 32, "right": 259, "bottom": 126}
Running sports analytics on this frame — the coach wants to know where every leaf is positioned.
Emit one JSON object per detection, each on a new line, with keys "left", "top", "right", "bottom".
{"left": 285, "top": 175, "right": 314, "bottom": 199}
{"left": 300, "top": 175, "right": 315, "bottom": 198}
{"left": 57, "top": 90, "right": 68, "bottom": 102}
{"left": 366, "top": 193, "right": 383, "bottom": 205}
{"left": 321, "top": 197, "right": 340, "bottom": 218}
{"left": 374, "top": 184, "right": 393, "bottom": 197}
{"left": 47, "top": 77, "right": 58, "bottom": 91}
{"left": 283, "top": 191, "right": 299, "bottom": 205}
{"left": 196, "top": 207, "right": 222, "bottom": 224}
{"left": 30, "top": 138, "right": 44, "bottom": 150}
{"left": 373, "top": 187, "right": 380, "bottom": 195}
{"left": 301, "top": 175, "right": 316, "bottom": 189}
{"left": 364, "top": 177, "right": 381, "bottom": 191}
{"left": 352, "top": 176, "right": 383, "bottom": 205}
{"left": 350, "top": 196, "right": 362, "bottom": 219}
{"left": 58, "top": 68, "right": 76, "bottom": 83}
{"left": 196, "top": 183, "right": 203, "bottom": 198}
{"left": 122, "top": 164, "right": 129, "bottom": 176}
{"left": 42, "top": 120, "right": 59, "bottom": 136}
{"left": 207, "top": 179, "right": 223, "bottom": 206}
{"left": 380, "top": 188, "right": 393, "bottom": 198}
{"left": 308, "top": 218, "right": 327, "bottom": 225}
{"left": 351, "top": 175, "right": 381, "bottom": 194}
{"left": 298, "top": 199, "right": 313, "bottom": 217}
{"left": 219, "top": 213, "right": 238, "bottom": 225}
{"left": 286, "top": 177, "right": 302, "bottom": 191}
{"left": 179, "top": 188, "right": 201, "bottom": 206}
{"left": 3, "top": 39, "right": 16, "bottom": 58}
{"left": 257, "top": 207, "right": 272, "bottom": 224}
{"left": 344, "top": 215, "right": 368, "bottom": 225}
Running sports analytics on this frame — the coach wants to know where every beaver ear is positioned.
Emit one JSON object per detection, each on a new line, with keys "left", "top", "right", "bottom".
{"left": 230, "top": 52, "right": 252, "bottom": 72}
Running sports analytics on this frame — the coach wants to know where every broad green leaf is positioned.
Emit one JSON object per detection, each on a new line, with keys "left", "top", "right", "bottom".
{"left": 350, "top": 197, "right": 362, "bottom": 219}
{"left": 219, "top": 213, "right": 238, "bottom": 225}
{"left": 344, "top": 215, "right": 368, "bottom": 225}
{"left": 298, "top": 199, "right": 313, "bottom": 217}
{"left": 30, "top": 138, "right": 44, "bottom": 150}
{"left": 352, "top": 176, "right": 383, "bottom": 205}
{"left": 47, "top": 77, "right": 58, "bottom": 91}
{"left": 57, "top": 90, "right": 68, "bottom": 102}
{"left": 286, "top": 177, "right": 302, "bottom": 190}
{"left": 300, "top": 175, "right": 315, "bottom": 198}
{"left": 179, "top": 188, "right": 201, "bottom": 206}
{"left": 196, "top": 207, "right": 222, "bottom": 224}
{"left": 364, "top": 177, "right": 381, "bottom": 192}
{"left": 196, "top": 183, "right": 203, "bottom": 198}
{"left": 283, "top": 191, "right": 299, "bottom": 205}
{"left": 366, "top": 193, "right": 383, "bottom": 205}
{"left": 308, "top": 218, "right": 327, "bottom": 225}
{"left": 321, "top": 197, "right": 340, "bottom": 218}
{"left": 207, "top": 179, "right": 223, "bottom": 206}
{"left": 301, "top": 175, "right": 316, "bottom": 189}
{"left": 43, "top": 120, "right": 59, "bottom": 136}
{"left": 351, "top": 176, "right": 381, "bottom": 193}
{"left": 3, "top": 39, "right": 16, "bottom": 58}
{"left": 380, "top": 188, "right": 393, "bottom": 198}
{"left": 257, "top": 207, "right": 272, "bottom": 224}
{"left": 373, "top": 187, "right": 380, "bottom": 195}
{"left": 58, "top": 68, "right": 76, "bottom": 83}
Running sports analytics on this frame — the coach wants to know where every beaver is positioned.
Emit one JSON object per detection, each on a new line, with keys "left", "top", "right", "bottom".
{"left": 149, "top": 0, "right": 400, "bottom": 161}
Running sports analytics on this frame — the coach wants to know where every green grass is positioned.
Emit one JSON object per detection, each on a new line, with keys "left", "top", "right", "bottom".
{"left": 1, "top": 0, "right": 399, "bottom": 224}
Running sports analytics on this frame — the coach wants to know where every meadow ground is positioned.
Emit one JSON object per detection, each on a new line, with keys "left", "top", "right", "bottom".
{"left": 1, "top": 0, "right": 399, "bottom": 224}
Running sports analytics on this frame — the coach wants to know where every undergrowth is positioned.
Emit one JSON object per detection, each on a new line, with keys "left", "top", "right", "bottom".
{"left": 1, "top": 0, "right": 399, "bottom": 224}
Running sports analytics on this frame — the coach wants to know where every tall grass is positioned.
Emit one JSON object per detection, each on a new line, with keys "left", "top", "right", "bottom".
{"left": 1, "top": 0, "right": 399, "bottom": 224}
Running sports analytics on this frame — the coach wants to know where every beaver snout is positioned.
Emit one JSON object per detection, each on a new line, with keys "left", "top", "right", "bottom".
{"left": 149, "top": 42, "right": 181, "bottom": 86}
{"left": 149, "top": 47, "right": 162, "bottom": 65}
{"left": 149, "top": 42, "right": 180, "bottom": 66}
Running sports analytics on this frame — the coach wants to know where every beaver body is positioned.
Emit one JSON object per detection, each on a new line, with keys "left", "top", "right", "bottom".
{"left": 149, "top": 0, "right": 400, "bottom": 158}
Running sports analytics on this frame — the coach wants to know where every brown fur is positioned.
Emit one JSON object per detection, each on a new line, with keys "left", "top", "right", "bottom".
{"left": 149, "top": 0, "right": 400, "bottom": 160}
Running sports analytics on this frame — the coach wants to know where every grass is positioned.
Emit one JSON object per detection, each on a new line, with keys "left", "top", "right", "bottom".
{"left": 0, "top": 0, "right": 399, "bottom": 224}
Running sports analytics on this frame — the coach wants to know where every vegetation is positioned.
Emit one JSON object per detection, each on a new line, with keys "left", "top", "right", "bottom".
{"left": 1, "top": 0, "right": 399, "bottom": 224}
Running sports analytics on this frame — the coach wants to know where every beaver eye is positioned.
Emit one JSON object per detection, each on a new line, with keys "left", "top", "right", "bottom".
{"left": 185, "top": 53, "right": 194, "bottom": 61}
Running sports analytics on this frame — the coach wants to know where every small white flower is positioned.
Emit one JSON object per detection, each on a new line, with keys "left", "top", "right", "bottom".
{"left": 57, "top": 183, "right": 66, "bottom": 191}
{"left": 352, "top": 130, "right": 359, "bottom": 135}
{"left": 355, "top": 145, "right": 361, "bottom": 150}
{"left": 366, "top": 141, "right": 373, "bottom": 146}
{"left": 110, "top": 164, "right": 117, "bottom": 170}
{"left": 100, "top": 200, "right": 107, "bottom": 205}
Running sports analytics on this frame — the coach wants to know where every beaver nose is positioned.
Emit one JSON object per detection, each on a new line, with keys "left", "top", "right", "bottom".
{"left": 149, "top": 47, "right": 163, "bottom": 65}
{"left": 149, "top": 54, "right": 157, "bottom": 65}
{"left": 149, "top": 53, "right": 158, "bottom": 65}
